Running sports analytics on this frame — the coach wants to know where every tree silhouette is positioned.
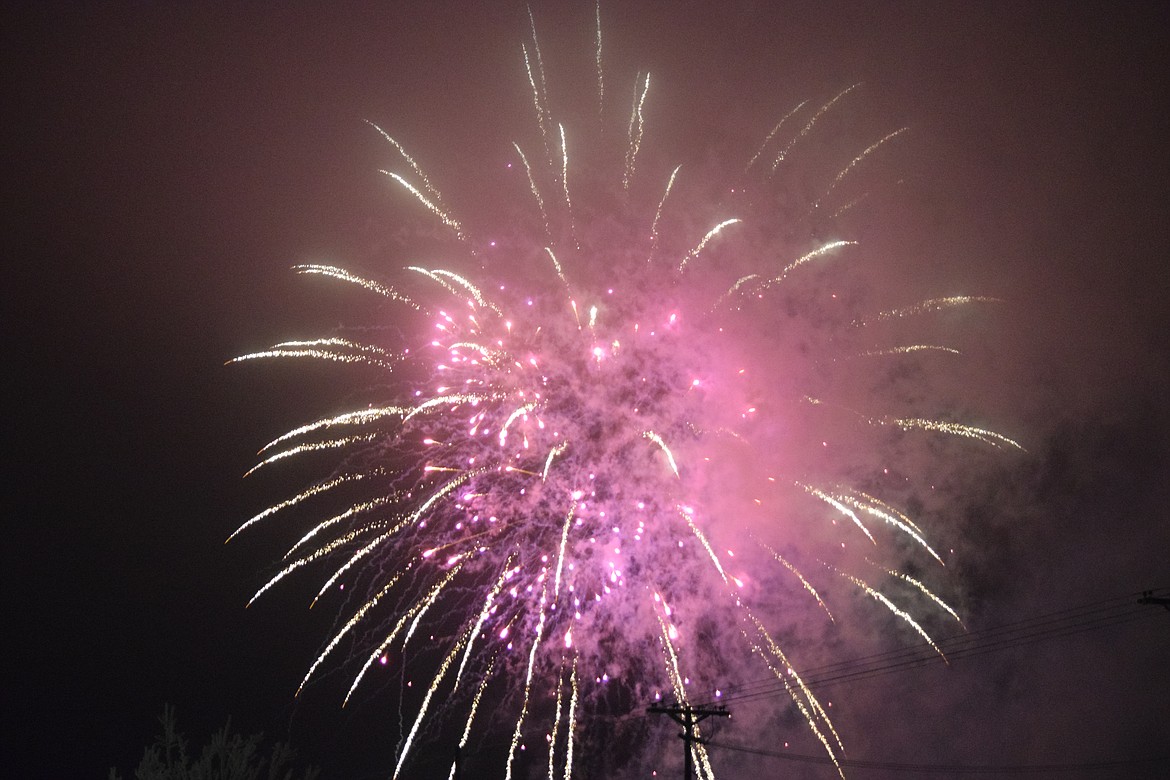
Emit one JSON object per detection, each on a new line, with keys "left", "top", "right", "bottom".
{"left": 109, "top": 705, "right": 319, "bottom": 780}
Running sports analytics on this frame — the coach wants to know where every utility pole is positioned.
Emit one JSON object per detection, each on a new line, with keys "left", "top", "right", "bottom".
{"left": 648, "top": 701, "right": 730, "bottom": 780}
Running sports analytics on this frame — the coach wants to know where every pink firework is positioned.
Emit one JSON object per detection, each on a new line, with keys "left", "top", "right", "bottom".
{"left": 230, "top": 13, "right": 1020, "bottom": 780}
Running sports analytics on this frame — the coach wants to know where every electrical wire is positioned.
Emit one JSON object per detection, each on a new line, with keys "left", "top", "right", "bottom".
{"left": 705, "top": 738, "right": 1170, "bottom": 774}
{"left": 695, "top": 588, "right": 1167, "bottom": 710}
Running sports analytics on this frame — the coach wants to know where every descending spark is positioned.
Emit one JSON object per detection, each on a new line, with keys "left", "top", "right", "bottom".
{"left": 226, "top": 473, "right": 370, "bottom": 542}
{"left": 523, "top": 11, "right": 554, "bottom": 170}
{"left": 542, "top": 441, "right": 570, "bottom": 481}
{"left": 259, "top": 408, "right": 406, "bottom": 453}
{"left": 799, "top": 483, "right": 877, "bottom": 545}
{"left": 746, "top": 100, "right": 808, "bottom": 171}
{"left": 290, "top": 496, "right": 396, "bottom": 565}
{"left": 677, "top": 218, "right": 742, "bottom": 271}
{"left": 232, "top": 12, "right": 1022, "bottom": 779}
{"left": 243, "top": 434, "right": 378, "bottom": 477}
{"left": 553, "top": 506, "right": 575, "bottom": 599}
{"left": 762, "top": 543, "right": 834, "bottom": 622}
{"left": 506, "top": 585, "right": 549, "bottom": 780}
{"left": 771, "top": 84, "right": 861, "bottom": 172}
{"left": 292, "top": 264, "right": 421, "bottom": 309}
{"left": 642, "top": 430, "right": 680, "bottom": 477}
{"left": 623, "top": 72, "right": 651, "bottom": 190}
{"left": 297, "top": 569, "right": 405, "bottom": 696}
{"left": 879, "top": 417, "right": 1025, "bottom": 450}
{"left": 857, "top": 295, "right": 1003, "bottom": 326}
{"left": 649, "top": 164, "right": 681, "bottom": 260}
{"left": 229, "top": 339, "right": 402, "bottom": 370}
{"left": 394, "top": 628, "right": 472, "bottom": 780}
{"left": 428, "top": 269, "right": 503, "bottom": 315}
{"left": 838, "top": 569, "right": 948, "bottom": 659}
{"left": 814, "top": 126, "right": 909, "bottom": 209}
{"left": 559, "top": 123, "right": 579, "bottom": 247}
{"left": 751, "top": 240, "right": 857, "bottom": 292}
{"left": 870, "top": 561, "right": 964, "bottom": 625}
{"left": 366, "top": 122, "right": 448, "bottom": 209}
{"left": 382, "top": 170, "right": 465, "bottom": 241}
{"left": 514, "top": 142, "right": 550, "bottom": 239}
{"left": 743, "top": 610, "right": 844, "bottom": 778}
{"left": 594, "top": 1, "right": 604, "bottom": 125}
{"left": 346, "top": 563, "right": 464, "bottom": 707}
{"left": 448, "top": 655, "right": 497, "bottom": 780}
{"left": 547, "top": 664, "right": 566, "bottom": 780}
{"left": 836, "top": 491, "right": 944, "bottom": 565}
{"left": 852, "top": 345, "right": 961, "bottom": 358}
{"left": 563, "top": 658, "right": 579, "bottom": 780}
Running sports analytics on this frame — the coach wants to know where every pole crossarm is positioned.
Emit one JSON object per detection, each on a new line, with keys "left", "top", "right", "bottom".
{"left": 1138, "top": 590, "right": 1170, "bottom": 612}
{"left": 648, "top": 701, "right": 731, "bottom": 779}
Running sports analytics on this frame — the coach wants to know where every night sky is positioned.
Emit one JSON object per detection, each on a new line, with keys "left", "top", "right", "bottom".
{"left": 5, "top": 2, "right": 1169, "bottom": 778}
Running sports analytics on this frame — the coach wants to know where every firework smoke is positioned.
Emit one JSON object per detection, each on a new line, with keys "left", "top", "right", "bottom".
{"left": 231, "top": 11, "right": 1019, "bottom": 779}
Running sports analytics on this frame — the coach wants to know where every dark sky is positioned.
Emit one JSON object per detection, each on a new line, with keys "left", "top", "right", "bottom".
{"left": 5, "top": 2, "right": 1169, "bottom": 778}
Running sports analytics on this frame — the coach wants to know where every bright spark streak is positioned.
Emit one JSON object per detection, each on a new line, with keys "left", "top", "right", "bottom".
{"left": 642, "top": 430, "right": 680, "bottom": 477}
{"left": 815, "top": 126, "right": 909, "bottom": 208}
{"left": 346, "top": 563, "right": 464, "bottom": 707}
{"left": 394, "top": 627, "right": 473, "bottom": 780}
{"left": 559, "top": 123, "right": 579, "bottom": 248}
{"left": 758, "top": 240, "right": 858, "bottom": 288}
{"left": 506, "top": 586, "right": 548, "bottom": 780}
{"left": 229, "top": 339, "right": 402, "bottom": 370}
{"left": 623, "top": 72, "right": 650, "bottom": 190}
{"left": 563, "top": 658, "right": 579, "bottom": 780}
{"left": 243, "top": 434, "right": 378, "bottom": 477}
{"left": 744, "top": 610, "right": 845, "bottom": 778}
{"left": 800, "top": 483, "right": 877, "bottom": 544}
{"left": 837, "top": 493, "right": 944, "bottom": 564}
{"left": 296, "top": 569, "right": 405, "bottom": 696}
{"left": 382, "top": 170, "right": 465, "bottom": 241}
{"left": 770, "top": 83, "right": 861, "bottom": 172}
{"left": 881, "top": 417, "right": 1025, "bottom": 450}
{"left": 553, "top": 505, "right": 575, "bottom": 600}
{"left": 838, "top": 569, "right": 948, "bottom": 659}
{"left": 258, "top": 407, "right": 407, "bottom": 453}
{"left": 648, "top": 164, "right": 681, "bottom": 260}
{"left": 290, "top": 496, "right": 395, "bottom": 565}
{"left": 594, "top": 1, "right": 604, "bottom": 124}
{"left": 292, "top": 263, "right": 421, "bottom": 309}
{"left": 226, "top": 473, "right": 368, "bottom": 542}
{"left": 542, "top": 441, "right": 569, "bottom": 481}
{"left": 745, "top": 100, "right": 808, "bottom": 171}
{"left": 429, "top": 269, "right": 503, "bottom": 315}
{"left": 872, "top": 562, "right": 963, "bottom": 625}
{"left": 547, "top": 665, "right": 565, "bottom": 780}
{"left": 500, "top": 401, "right": 539, "bottom": 447}
{"left": 677, "top": 218, "right": 742, "bottom": 271}
{"left": 763, "top": 544, "right": 834, "bottom": 622}
{"left": 853, "top": 345, "right": 961, "bottom": 358}
{"left": 859, "top": 295, "right": 1004, "bottom": 326}
{"left": 514, "top": 142, "right": 550, "bottom": 239}
{"left": 448, "top": 655, "right": 497, "bottom": 780}
{"left": 680, "top": 506, "right": 729, "bottom": 585}
{"left": 366, "top": 121, "right": 448, "bottom": 209}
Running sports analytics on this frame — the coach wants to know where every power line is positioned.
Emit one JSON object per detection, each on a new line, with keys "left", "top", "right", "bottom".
{"left": 697, "top": 589, "right": 1166, "bottom": 709}
{"left": 706, "top": 738, "right": 1170, "bottom": 775}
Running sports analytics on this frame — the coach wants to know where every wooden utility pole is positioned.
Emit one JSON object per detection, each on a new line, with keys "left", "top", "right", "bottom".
{"left": 648, "top": 701, "right": 730, "bottom": 780}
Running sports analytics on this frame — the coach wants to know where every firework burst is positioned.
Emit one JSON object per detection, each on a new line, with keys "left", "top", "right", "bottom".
{"left": 231, "top": 11, "right": 1020, "bottom": 779}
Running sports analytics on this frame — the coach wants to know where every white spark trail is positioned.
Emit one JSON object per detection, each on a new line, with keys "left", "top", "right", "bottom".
{"left": 677, "top": 218, "right": 742, "bottom": 271}
{"left": 623, "top": 72, "right": 651, "bottom": 190}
